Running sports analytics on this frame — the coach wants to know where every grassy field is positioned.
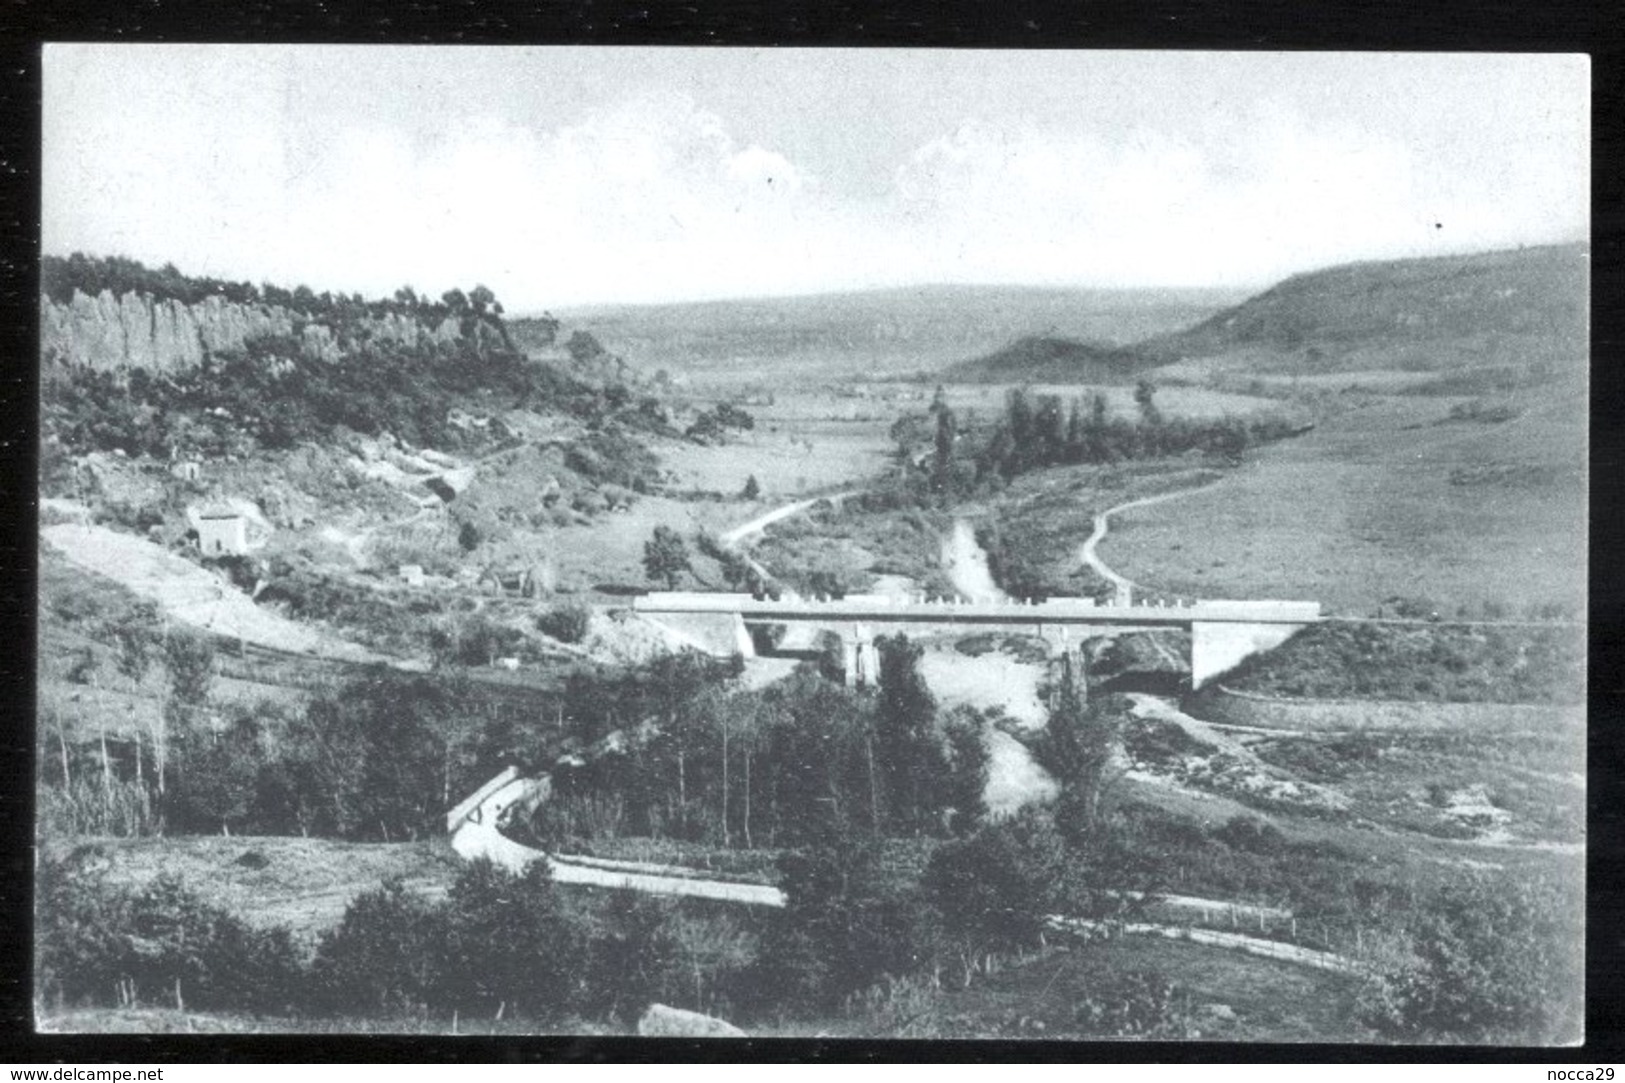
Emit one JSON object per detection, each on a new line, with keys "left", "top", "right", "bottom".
{"left": 40, "top": 835, "right": 462, "bottom": 944}
{"left": 1091, "top": 388, "right": 1585, "bottom": 615}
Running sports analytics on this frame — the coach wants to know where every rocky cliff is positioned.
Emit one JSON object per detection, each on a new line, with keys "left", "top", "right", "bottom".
{"left": 40, "top": 288, "right": 465, "bottom": 372}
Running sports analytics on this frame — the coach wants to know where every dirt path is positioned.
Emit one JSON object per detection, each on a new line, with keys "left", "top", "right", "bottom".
{"left": 42, "top": 524, "right": 383, "bottom": 663}
{"left": 720, "top": 492, "right": 856, "bottom": 548}
{"left": 1044, "top": 915, "right": 1356, "bottom": 974}
{"left": 1079, "top": 485, "right": 1213, "bottom": 597}
{"left": 450, "top": 775, "right": 786, "bottom": 907}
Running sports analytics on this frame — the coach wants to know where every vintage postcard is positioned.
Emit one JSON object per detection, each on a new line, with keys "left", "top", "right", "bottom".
{"left": 36, "top": 46, "right": 1587, "bottom": 1043}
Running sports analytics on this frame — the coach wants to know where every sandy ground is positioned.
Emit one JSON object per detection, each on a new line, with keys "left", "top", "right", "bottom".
{"left": 917, "top": 645, "right": 1054, "bottom": 817}
{"left": 941, "top": 518, "right": 1005, "bottom": 602}
{"left": 42, "top": 524, "right": 383, "bottom": 663}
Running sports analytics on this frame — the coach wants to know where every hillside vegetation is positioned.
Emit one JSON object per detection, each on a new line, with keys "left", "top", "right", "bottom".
{"left": 949, "top": 244, "right": 1587, "bottom": 386}
{"left": 1137, "top": 243, "right": 1588, "bottom": 377}
{"left": 942, "top": 335, "right": 1147, "bottom": 384}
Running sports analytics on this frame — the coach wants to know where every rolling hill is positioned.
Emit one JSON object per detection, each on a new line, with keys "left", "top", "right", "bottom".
{"left": 948, "top": 243, "right": 1588, "bottom": 385}
{"left": 1135, "top": 242, "right": 1589, "bottom": 376}
{"left": 544, "top": 284, "right": 1243, "bottom": 384}
{"left": 938, "top": 334, "right": 1146, "bottom": 384}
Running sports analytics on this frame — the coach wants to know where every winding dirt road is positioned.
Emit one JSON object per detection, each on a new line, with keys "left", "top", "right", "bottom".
{"left": 720, "top": 492, "right": 856, "bottom": 547}
{"left": 449, "top": 773, "right": 787, "bottom": 906}
{"left": 1079, "top": 485, "right": 1214, "bottom": 597}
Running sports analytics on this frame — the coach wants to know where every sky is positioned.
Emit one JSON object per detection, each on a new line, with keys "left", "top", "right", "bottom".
{"left": 43, "top": 46, "right": 1589, "bottom": 310}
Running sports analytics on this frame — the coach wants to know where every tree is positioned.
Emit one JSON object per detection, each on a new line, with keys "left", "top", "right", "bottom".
{"left": 163, "top": 629, "right": 215, "bottom": 708}
{"left": 566, "top": 331, "right": 607, "bottom": 365}
{"left": 932, "top": 400, "right": 957, "bottom": 492}
{"left": 923, "top": 807, "right": 1067, "bottom": 957}
{"left": 643, "top": 526, "right": 691, "bottom": 589}
{"left": 755, "top": 840, "right": 932, "bottom": 1008}
{"left": 171, "top": 717, "right": 260, "bottom": 835}
{"left": 1357, "top": 872, "right": 1583, "bottom": 1044}
{"left": 742, "top": 474, "right": 761, "bottom": 500}
{"left": 1134, "top": 379, "right": 1162, "bottom": 427}
{"left": 314, "top": 878, "right": 447, "bottom": 1014}
{"left": 441, "top": 288, "right": 469, "bottom": 313}
{"left": 874, "top": 634, "right": 939, "bottom": 832}
{"left": 1035, "top": 660, "right": 1123, "bottom": 832}
{"left": 467, "top": 284, "right": 497, "bottom": 316}
{"left": 939, "top": 706, "right": 991, "bottom": 835}
{"left": 437, "top": 858, "right": 587, "bottom": 1020}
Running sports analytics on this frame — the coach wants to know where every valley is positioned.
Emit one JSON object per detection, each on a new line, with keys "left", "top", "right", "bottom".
{"left": 35, "top": 243, "right": 1587, "bottom": 1044}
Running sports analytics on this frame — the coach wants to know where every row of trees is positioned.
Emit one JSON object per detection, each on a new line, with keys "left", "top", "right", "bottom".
{"left": 37, "top": 853, "right": 710, "bottom": 1025}
{"left": 974, "top": 383, "right": 1304, "bottom": 481}
{"left": 536, "top": 640, "right": 989, "bottom": 849}
{"left": 42, "top": 252, "right": 503, "bottom": 328}
{"left": 41, "top": 639, "right": 549, "bottom": 842}
{"left": 892, "top": 384, "right": 1307, "bottom": 502}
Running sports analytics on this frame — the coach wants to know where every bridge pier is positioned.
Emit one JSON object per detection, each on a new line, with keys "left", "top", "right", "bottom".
{"left": 733, "top": 613, "right": 756, "bottom": 659}
{"left": 1190, "top": 619, "right": 1308, "bottom": 690}
{"left": 842, "top": 624, "right": 880, "bottom": 688}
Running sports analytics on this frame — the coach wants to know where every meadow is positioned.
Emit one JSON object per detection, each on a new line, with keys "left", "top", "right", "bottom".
{"left": 1090, "top": 385, "right": 1586, "bottom": 615}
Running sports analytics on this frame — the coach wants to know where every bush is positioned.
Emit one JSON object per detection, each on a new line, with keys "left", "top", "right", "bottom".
{"left": 313, "top": 878, "right": 448, "bottom": 1016}
{"left": 922, "top": 807, "right": 1068, "bottom": 951}
{"left": 1074, "top": 969, "right": 1201, "bottom": 1039}
{"left": 436, "top": 859, "right": 589, "bottom": 1021}
{"left": 536, "top": 603, "right": 591, "bottom": 644}
{"left": 38, "top": 777, "right": 159, "bottom": 838}
{"left": 37, "top": 862, "right": 301, "bottom": 1014}
{"left": 753, "top": 841, "right": 932, "bottom": 1009}
{"left": 1356, "top": 872, "right": 1583, "bottom": 1044}
{"left": 1211, "top": 815, "right": 1287, "bottom": 855}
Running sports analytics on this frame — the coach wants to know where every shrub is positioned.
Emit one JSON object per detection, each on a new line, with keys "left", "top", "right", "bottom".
{"left": 36, "top": 862, "right": 301, "bottom": 1014}
{"left": 922, "top": 807, "right": 1068, "bottom": 951}
{"left": 1074, "top": 969, "right": 1202, "bottom": 1039}
{"left": 1212, "top": 815, "right": 1287, "bottom": 855}
{"left": 313, "top": 878, "right": 448, "bottom": 1015}
{"left": 536, "top": 603, "right": 591, "bottom": 644}
{"left": 38, "top": 777, "right": 159, "bottom": 838}
{"left": 1356, "top": 871, "right": 1583, "bottom": 1044}
{"left": 576, "top": 891, "right": 684, "bottom": 1021}
{"left": 753, "top": 841, "right": 932, "bottom": 1009}
{"left": 436, "top": 859, "right": 589, "bottom": 1021}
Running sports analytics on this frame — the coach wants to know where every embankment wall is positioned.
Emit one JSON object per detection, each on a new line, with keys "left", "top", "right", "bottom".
{"left": 1187, "top": 684, "right": 1583, "bottom": 735}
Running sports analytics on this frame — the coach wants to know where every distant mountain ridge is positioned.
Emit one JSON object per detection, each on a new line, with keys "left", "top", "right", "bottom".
{"left": 549, "top": 284, "right": 1243, "bottom": 381}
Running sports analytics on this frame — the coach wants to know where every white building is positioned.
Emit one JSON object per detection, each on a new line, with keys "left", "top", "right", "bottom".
{"left": 196, "top": 505, "right": 248, "bottom": 557}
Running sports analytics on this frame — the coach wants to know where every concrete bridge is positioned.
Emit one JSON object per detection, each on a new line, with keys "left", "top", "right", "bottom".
{"left": 631, "top": 592, "right": 1321, "bottom": 690}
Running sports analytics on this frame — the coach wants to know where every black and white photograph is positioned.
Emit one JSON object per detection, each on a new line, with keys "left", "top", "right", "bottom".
{"left": 34, "top": 45, "right": 1588, "bottom": 1044}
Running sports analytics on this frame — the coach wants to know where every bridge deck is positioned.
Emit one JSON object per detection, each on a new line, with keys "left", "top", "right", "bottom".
{"left": 632, "top": 592, "right": 1320, "bottom": 626}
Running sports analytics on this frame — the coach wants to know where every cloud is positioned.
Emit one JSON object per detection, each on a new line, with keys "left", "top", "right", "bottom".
{"left": 882, "top": 108, "right": 1564, "bottom": 289}
{"left": 43, "top": 68, "right": 1586, "bottom": 307}
{"left": 274, "top": 97, "right": 861, "bottom": 305}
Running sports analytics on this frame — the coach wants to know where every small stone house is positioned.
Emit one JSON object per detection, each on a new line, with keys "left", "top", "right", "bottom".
{"left": 196, "top": 505, "right": 248, "bottom": 557}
